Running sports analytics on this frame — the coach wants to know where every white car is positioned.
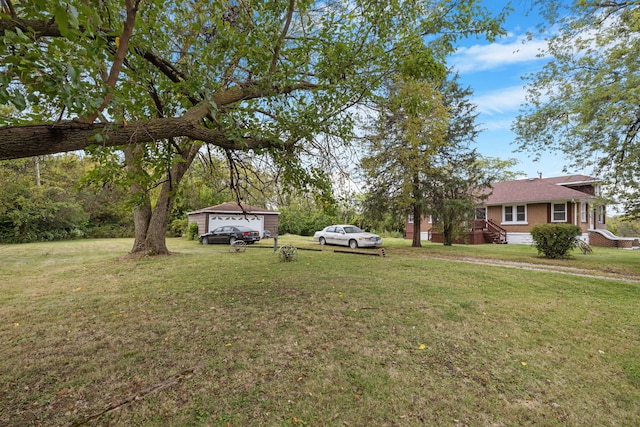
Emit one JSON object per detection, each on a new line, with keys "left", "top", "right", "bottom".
{"left": 313, "top": 225, "right": 383, "bottom": 249}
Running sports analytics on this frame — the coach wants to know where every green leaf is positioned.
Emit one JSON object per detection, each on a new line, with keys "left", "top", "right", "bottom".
{"left": 12, "top": 91, "right": 26, "bottom": 111}
{"left": 54, "top": 6, "right": 69, "bottom": 37}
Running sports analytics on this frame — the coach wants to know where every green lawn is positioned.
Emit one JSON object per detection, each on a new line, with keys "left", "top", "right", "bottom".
{"left": 1, "top": 237, "right": 639, "bottom": 426}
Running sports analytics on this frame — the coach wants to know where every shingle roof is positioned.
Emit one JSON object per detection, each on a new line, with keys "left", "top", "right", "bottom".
{"left": 188, "top": 202, "right": 278, "bottom": 215}
{"left": 541, "top": 175, "right": 599, "bottom": 185}
{"left": 484, "top": 175, "right": 599, "bottom": 205}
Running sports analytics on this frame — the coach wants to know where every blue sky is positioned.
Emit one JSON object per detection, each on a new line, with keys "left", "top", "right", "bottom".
{"left": 448, "top": 1, "right": 569, "bottom": 179}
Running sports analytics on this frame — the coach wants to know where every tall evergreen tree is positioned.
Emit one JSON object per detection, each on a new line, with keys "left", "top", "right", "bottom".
{"left": 362, "top": 73, "right": 513, "bottom": 246}
{"left": 361, "top": 78, "right": 450, "bottom": 247}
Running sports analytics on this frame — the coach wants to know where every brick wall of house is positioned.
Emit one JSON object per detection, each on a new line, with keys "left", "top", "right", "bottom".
{"left": 488, "top": 203, "right": 549, "bottom": 233}
{"left": 589, "top": 231, "right": 616, "bottom": 247}
{"left": 589, "top": 231, "right": 639, "bottom": 248}
{"left": 404, "top": 216, "right": 432, "bottom": 241}
{"left": 528, "top": 203, "right": 549, "bottom": 227}
{"left": 430, "top": 231, "right": 486, "bottom": 244}
{"left": 487, "top": 206, "right": 502, "bottom": 225}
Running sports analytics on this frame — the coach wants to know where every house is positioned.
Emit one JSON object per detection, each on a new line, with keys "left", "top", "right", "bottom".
{"left": 187, "top": 202, "right": 279, "bottom": 238}
{"left": 406, "top": 175, "right": 611, "bottom": 245}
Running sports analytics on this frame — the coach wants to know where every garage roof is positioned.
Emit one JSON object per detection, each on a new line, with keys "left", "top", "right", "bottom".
{"left": 187, "top": 202, "right": 279, "bottom": 215}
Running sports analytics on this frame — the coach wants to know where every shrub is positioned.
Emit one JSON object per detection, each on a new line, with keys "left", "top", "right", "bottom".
{"left": 530, "top": 223, "right": 581, "bottom": 259}
{"left": 187, "top": 222, "right": 199, "bottom": 240}
{"left": 278, "top": 207, "right": 339, "bottom": 236}
{"left": 169, "top": 218, "right": 188, "bottom": 237}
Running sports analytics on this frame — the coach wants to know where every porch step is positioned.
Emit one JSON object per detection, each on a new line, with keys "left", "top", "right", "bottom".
{"left": 484, "top": 231, "right": 507, "bottom": 244}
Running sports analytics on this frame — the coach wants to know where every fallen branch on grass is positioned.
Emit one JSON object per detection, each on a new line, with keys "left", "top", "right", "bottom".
{"left": 64, "top": 366, "right": 200, "bottom": 427}
{"left": 334, "top": 248, "right": 386, "bottom": 257}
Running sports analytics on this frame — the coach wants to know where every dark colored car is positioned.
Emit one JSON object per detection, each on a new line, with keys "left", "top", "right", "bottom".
{"left": 200, "top": 225, "right": 261, "bottom": 245}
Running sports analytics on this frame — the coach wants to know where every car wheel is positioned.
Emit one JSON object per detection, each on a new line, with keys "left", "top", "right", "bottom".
{"left": 229, "top": 236, "right": 237, "bottom": 244}
{"left": 349, "top": 239, "right": 358, "bottom": 249}
{"left": 319, "top": 237, "right": 326, "bottom": 245}
{"left": 201, "top": 237, "right": 208, "bottom": 245}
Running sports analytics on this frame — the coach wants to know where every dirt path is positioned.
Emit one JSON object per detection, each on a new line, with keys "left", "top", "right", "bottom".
{"left": 422, "top": 255, "right": 640, "bottom": 284}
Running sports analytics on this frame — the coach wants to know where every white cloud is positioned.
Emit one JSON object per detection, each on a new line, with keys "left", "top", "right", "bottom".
{"left": 450, "top": 35, "right": 548, "bottom": 73}
{"left": 473, "top": 85, "right": 526, "bottom": 115}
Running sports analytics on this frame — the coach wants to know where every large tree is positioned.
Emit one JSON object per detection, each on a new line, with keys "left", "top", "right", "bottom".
{"left": 361, "top": 73, "right": 507, "bottom": 247}
{"left": 361, "top": 78, "right": 450, "bottom": 247}
{"left": 0, "top": 0, "right": 507, "bottom": 254}
{"left": 515, "top": 1, "right": 640, "bottom": 218}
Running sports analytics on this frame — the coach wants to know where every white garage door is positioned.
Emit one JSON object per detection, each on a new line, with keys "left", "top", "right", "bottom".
{"left": 208, "top": 215, "right": 264, "bottom": 235}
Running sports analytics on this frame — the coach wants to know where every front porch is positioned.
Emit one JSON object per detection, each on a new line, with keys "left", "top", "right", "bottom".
{"left": 428, "top": 219, "right": 508, "bottom": 244}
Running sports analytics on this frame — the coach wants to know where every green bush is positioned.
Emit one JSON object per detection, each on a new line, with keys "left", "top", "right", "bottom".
{"left": 169, "top": 218, "right": 188, "bottom": 237}
{"left": 187, "top": 222, "right": 199, "bottom": 240}
{"left": 530, "top": 223, "right": 581, "bottom": 259}
{"left": 278, "top": 207, "right": 339, "bottom": 236}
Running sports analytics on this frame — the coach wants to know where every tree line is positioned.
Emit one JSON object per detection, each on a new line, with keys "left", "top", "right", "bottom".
{"left": 0, "top": 155, "right": 130, "bottom": 243}
{"left": 0, "top": 152, "right": 384, "bottom": 243}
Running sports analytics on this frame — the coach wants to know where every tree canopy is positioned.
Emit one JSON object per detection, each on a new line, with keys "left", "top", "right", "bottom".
{"left": 0, "top": 0, "right": 506, "bottom": 159}
{"left": 515, "top": 0, "right": 640, "bottom": 218}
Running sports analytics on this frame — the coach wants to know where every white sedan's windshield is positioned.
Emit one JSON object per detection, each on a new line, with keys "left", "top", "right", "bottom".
{"left": 343, "top": 226, "right": 363, "bottom": 233}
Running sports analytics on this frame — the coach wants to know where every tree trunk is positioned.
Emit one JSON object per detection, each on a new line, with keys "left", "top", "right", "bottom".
{"left": 140, "top": 190, "right": 172, "bottom": 255}
{"left": 131, "top": 199, "right": 153, "bottom": 253}
{"left": 443, "top": 220, "right": 453, "bottom": 246}
{"left": 127, "top": 141, "right": 202, "bottom": 256}
{"left": 412, "top": 206, "right": 422, "bottom": 248}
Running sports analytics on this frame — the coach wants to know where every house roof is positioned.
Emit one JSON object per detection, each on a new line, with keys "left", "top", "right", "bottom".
{"left": 484, "top": 175, "right": 600, "bottom": 205}
{"left": 187, "top": 202, "right": 279, "bottom": 215}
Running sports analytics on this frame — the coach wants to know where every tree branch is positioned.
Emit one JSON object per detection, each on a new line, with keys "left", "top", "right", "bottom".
{"left": 0, "top": 14, "right": 320, "bottom": 108}
{"left": 1, "top": 0, "right": 16, "bottom": 17}
{"left": 0, "top": 102, "right": 291, "bottom": 159}
{"left": 0, "top": 17, "right": 61, "bottom": 36}
{"left": 81, "top": 0, "right": 139, "bottom": 123}
{"left": 0, "top": 10, "right": 319, "bottom": 160}
{"left": 269, "top": 0, "right": 295, "bottom": 74}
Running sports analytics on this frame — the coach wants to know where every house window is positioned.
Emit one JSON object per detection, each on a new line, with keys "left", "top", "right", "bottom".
{"left": 581, "top": 202, "right": 587, "bottom": 222}
{"left": 503, "top": 205, "right": 526, "bottom": 224}
{"left": 597, "top": 205, "right": 605, "bottom": 224}
{"left": 475, "top": 207, "right": 486, "bottom": 220}
{"left": 408, "top": 214, "right": 414, "bottom": 224}
{"left": 552, "top": 203, "right": 567, "bottom": 222}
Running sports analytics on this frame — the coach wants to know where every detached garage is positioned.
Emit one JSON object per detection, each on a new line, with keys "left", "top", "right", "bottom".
{"left": 187, "top": 202, "right": 279, "bottom": 238}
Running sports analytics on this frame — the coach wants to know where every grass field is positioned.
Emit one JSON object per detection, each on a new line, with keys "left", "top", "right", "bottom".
{"left": 1, "top": 237, "right": 639, "bottom": 426}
